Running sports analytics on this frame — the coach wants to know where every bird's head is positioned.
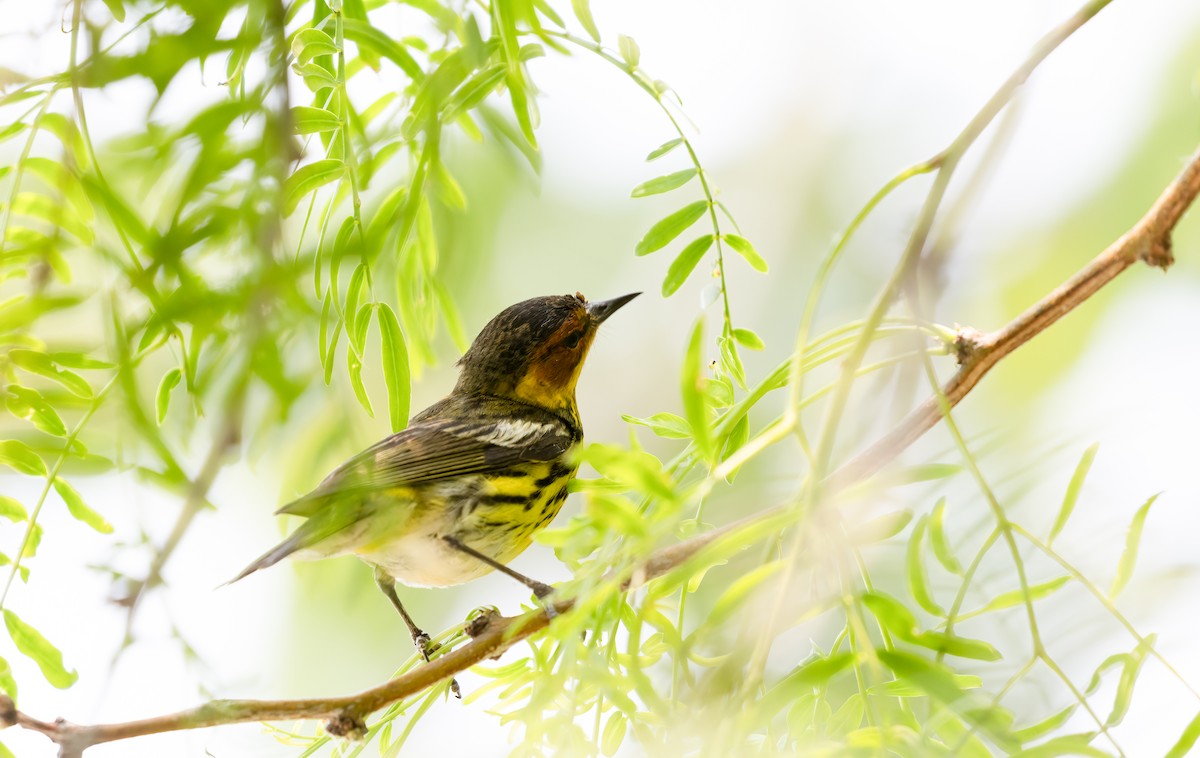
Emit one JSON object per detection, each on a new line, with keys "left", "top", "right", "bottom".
{"left": 455, "top": 292, "right": 639, "bottom": 413}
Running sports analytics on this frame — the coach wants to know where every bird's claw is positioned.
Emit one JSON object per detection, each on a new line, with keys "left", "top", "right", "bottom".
{"left": 531, "top": 582, "right": 558, "bottom": 619}
{"left": 413, "top": 632, "right": 438, "bottom": 660}
{"left": 413, "top": 631, "right": 462, "bottom": 699}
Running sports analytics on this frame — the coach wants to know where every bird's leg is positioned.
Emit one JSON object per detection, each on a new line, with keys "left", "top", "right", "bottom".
{"left": 441, "top": 535, "right": 557, "bottom": 609}
{"left": 372, "top": 567, "right": 461, "bottom": 699}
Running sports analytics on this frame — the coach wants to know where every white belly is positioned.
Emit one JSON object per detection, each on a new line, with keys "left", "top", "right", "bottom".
{"left": 353, "top": 505, "right": 498, "bottom": 588}
{"left": 362, "top": 530, "right": 493, "bottom": 588}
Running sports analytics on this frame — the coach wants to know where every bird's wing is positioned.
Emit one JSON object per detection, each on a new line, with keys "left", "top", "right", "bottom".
{"left": 275, "top": 415, "right": 577, "bottom": 517}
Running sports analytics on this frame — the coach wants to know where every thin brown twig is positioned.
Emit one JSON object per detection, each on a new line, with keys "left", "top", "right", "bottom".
{"left": 827, "top": 141, "right": 1199, "bottom": 490}
{"left": 4, "top": 144, "right": 1200, "bottom": 755}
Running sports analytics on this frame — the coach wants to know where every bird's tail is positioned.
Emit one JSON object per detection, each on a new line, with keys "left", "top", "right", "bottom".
{"left": 223, "top": 531, "right": 308, "bottom": 586}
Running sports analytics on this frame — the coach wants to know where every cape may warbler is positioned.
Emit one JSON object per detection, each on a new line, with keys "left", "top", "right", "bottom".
{"left": 233, "top": 291, "right": 638, "bottom": 685}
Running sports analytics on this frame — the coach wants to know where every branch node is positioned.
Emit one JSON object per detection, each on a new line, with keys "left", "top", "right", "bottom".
{"left": 465, "top": 607, "right": 502, "bottom": 639}
{"left": 324, "top": 711, "right": 367, "bottom": 740}
{"left": 952, "top": 326, "right": 986, "bottom": 366}
{"left": 0, "top": 695, "right": 15, "bottom": 727}
{"left": 1141, "top": 236, "right": 1174, "bottom": 270}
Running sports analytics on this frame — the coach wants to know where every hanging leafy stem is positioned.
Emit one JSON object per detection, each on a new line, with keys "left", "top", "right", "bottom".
{"left": 539, "top": 27, "right": 768, "bottom": 403}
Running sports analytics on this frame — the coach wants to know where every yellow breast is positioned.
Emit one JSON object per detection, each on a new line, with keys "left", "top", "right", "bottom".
{"left": 465, "top": 460, "right": 576, "bottom": 559}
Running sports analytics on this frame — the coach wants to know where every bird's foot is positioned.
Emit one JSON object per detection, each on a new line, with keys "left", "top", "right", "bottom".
{"left": 411, "top": 631, "right": 460, "bottom": 699}
{"left": 531, "top": 582, "right": 558, "bottom": 619}
{"left": 412, "top": 631, "right": 438, "bottom": 660}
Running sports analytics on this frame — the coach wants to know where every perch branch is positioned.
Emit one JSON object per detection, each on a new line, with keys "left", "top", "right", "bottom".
{"left": 4, "top": 143, "right": 1200, "bottom": 757}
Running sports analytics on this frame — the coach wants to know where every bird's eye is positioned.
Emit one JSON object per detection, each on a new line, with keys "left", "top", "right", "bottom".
{"left": 563, "top": 331, "right": 583, "bottom": 349}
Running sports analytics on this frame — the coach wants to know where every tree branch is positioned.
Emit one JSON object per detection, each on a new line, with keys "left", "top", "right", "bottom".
{"left": 827, "top": 142, "right": 1200, "bottom": 490}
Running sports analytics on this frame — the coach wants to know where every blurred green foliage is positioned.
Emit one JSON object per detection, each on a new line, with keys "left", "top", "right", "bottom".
{"left": 0, "top": 1, "right": 1198, "bottom": 757}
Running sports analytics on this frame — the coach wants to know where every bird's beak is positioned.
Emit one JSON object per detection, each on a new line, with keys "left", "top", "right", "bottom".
{"left": 586, "top": 292, "right": 640, "bottom": 325}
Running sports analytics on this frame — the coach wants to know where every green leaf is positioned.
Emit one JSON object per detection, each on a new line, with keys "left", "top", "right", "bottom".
{"left": 432, "top": 160, "right": 467, "bottom": 211}
{"left": 580, "top": 444, "right": 675, "bottom": 502}
{"left": 719, "top": 414, "right": 750, "bottom": 480}
{"left": 155, "top": 368, "right": 182, "bottom": 425}
{"left": 646, "top": 137, "right": 683, "bottom": 161}
{"left": 601, "top": 711, "right": 626, "bottom": 757}
{"left": 929, "top": 498, "right": 962, "bottom": 575}
{"left": 617, "top": 34, "right": 640, "bottom": 67}
{"left": 709, "top": 560, "right": 784, "bottom": 626}
{"left": 760, "top": 653, "right": 853, "bottom": 717}
{"left": 706, "top": 374, "right": 734, "bottom": 408}
{"left": 635, "top": 201, "right": 708, "bottom": 256}
{"left": 1013, "top": 734, "right": 1110, "bottom": 758}
{"left": 863, "top": 592, "right": 997, "bottom": 660}
{"left": 48, "top": 352, "right": 113, "bottom": 369}
{"left": 347, "top": 313, "right": 374, "bottom": 418}
{"left": 0, "top": 654, "right": 17, "bottom": 701}
{"left": 291, "top": 28, "right": 340, "bottom": 64}
{"left": 1050, "top": 442, "right": 1098, "bottom": 545}
{"left": 959, "top": 576, "right": 1071, "bottom": 621}
{"left": 681, "top": 319, "right": 712, "bottom": 461}
{"left": 1166, "top": 711, "right": 1200, "bottom": 758}
{"left": 342, "top": 19, "right": 422, "bottom": 80}
{"left": 1097, "top": 636, "right": 1153, "bottom": 727}
{"left": 8, "top": 350, "right": 92, "bottom": 398}
{"left": 879, "top": 463, "right": 962, "bottom": 486}
{"left": 291, "top": 105, "right": 341, "bottom": 134}
{"left": 872, "top": 673, "right": 982, "bottom": 697}
{"left": 861, "top": 591, "right": 919, "bottom": 639}
{"left": 723, "top": 234, "right": 768, "bottom": 272}
{"left": 827, "top": 695, "right": 864, "bottom": 736}
{"left": 39, "top": 114, "right": 88, "bottom": 170}
{"left": 1013, "top": 704, "right": 1078, "bottom": 742}
{"left": 622, "top": 412, "right": 691, "bottom": 439}
{"left": 354, "top": 303, "right": 373, "bottom": 352}
{"left": 82, "top": 173, "right": 147, "bottom": 244}
{"left": 284, "top": 159, "right": 345, "bottom": 214}
{"left": 907, "top": 515, "right": 944, "bottom": 617}
{"left": 377, "top": 304, "right": 411, "bottom": 433}
{"left": 571, "top": 0, "right": 601, "bottom": 42}
{"left": 6, "top": 386, "right": 66, "bottom": 437}
{"left": 445, "top": 65, "right": 507, "bottom": 120}
{"left": 912, "top": 631, "right": 1001, "bottom": 661}
{"left": 0, "top": 497, "right": 28, "bottom": 523}
{"left": 344, "top": 263, "right": 369, "bottom": 352}
{"left": 877, "top": 650, "right": 1017, "bottom": 750}
{"left": 1086, "top": 652, "right": 1127, "bottom": 696}
{"left": 0, "top": 441, "right": 46, "bottom": 477}
{"left": 54, "top": 478, "right": 112, "bottom": 534}
{"left": 851, "top": 509, "right": 912, "bottom": 544}
{"left": 0, "top": 124, "right": 27, "bottom": 149}
{"left": 22, "top": 524, "right": 42, "bottom": 558}
{"left": 100, "top": 0, "right": 125, "bottom": 20}
{"left": 4, "top": 610, "right": 76, "bottom": 689}
{"left": 715, "top": 334, "right": 744, "bottom": 391}
{"left": 1110, "top": 493, "right": 1158, "bottom": 599}
{"left": 662, "top": 235, "right": 714, "bottom": 296}
{"left": 631, "top": 168, "right": 697, "bottom": 198}
{"left": 585, "top": 493, "right": 648, "bottom": 539}
{"left": 293, "top": 62, "right": 338, "bottom": 91}
{"left": 507, "top": 72, "right": 538, "bottom": 149}
{"left": 732, "top": 328, "right": 764, "bottom": 350}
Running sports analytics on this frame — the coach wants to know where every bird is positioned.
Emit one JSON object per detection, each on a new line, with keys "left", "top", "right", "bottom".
{"left": 230, "top": 291, "right": 638, "bottom": 693}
